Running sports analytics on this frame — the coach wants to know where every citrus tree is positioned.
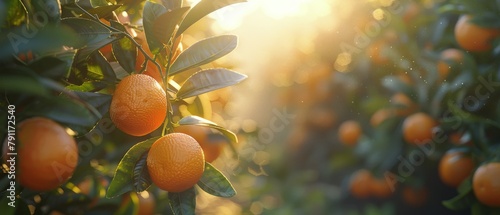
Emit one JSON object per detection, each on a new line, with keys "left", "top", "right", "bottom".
{"left": 0, "top": 0, "right": 247, "bottom": 214}
{"left": 235, "top": 0, "right": 500, "bottom": 214}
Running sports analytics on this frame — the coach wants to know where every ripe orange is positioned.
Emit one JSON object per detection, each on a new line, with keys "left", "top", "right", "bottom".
{"left": 349, "top": 169, "right": 373, "bottom": 198}
{"left": 436, "top": 48, "right": 463, "bottom": 81}
{"left": 338, "top": 120, "right": 362, "bottom": 146}
{"left": 110, "top": 74, "right": 167, "bottom": 136}
{"left": 6, "top": 117, "right": 78, "bottom": 191}
{"left": 403, "top": 186, "right": 428, "bottom": 207}
{"left": 370, "top": 108, "right": 394, "bottom": 127}
{"left": 147, "top": 133, "right": 205, "bottom": 192}
{"left": 370, "top": 177, "right": 393, "bottom": 198}
{"left": 473, "top": 162, "right": 500, "bottom": 207}
{"left": 455, "top": 15, "right": 500, "bottom": 52}
{"left": 438, "top": 150, "right": 474, "bottom": 187}
{"left": 391, "top": 93, "right": 417, "bottom": 116}
{"left": 402, "top": 112, "right": 438, "bottom": 145}
{"left": 174, "top": 125, "right": 225, "bottom": 163}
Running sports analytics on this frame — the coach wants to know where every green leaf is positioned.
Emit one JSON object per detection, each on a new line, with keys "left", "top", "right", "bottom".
{"left": 72, "top": 92, "right": 111, "bottom": 116}
{"left": 28, "top": 56, "right": 69, "bottom": 79}
{"left": 84, "top": 4, "right": 122, "bottom": 19}
{"left": 177, "top": 68, "right": 247, "bottom": 99}
{"left": 74, "top": 36, "right": 118, "bottom": 63}
{"left": 110, "top": 21, "right": 137, "bottom": 73}
{"left": 61, "top": 17, "right": 112, "bottom": 49}
{"left": 176, "top": 0, "right": 246, "bottom": 37}
{"left": 168, "top": 187, "right": 196, "bottom": 215}
{"left": 143, "top": 1, "right": 167, "bottom": 55}
{"left": 5, "top": 0, "right": 25, "bottom": 27}
{"left": 133, "top": 152, "right": 152, "bottom": 192}
{"left": 152, "top": 7, "right": 190, "bottom": 45}
{"left": 90, "top": 0, "right": 108, "bottom": 7}
{"left": 197, "top": 162, "right": 236, "bottom": 197}
{"left": 178, "top": 115, "right": 239, "bottom": 157}
{"left": 85, "top": 52, "right": 117, "bottom": 84}
{"left": 161, "top": 0, "right": 183, "bottom": 10}
{"left": 106, "top": 137, "right": 160, "bottom": 198}
{"left": 32, "top": 0, "right": 61, "bottom": 24}
{"left": 170, "top": 35, "right": 238, "bottom": 75}
{"left": 0, "top": 25, "right": 79, "bottom": 59}
{"left": 22, "top": 95, "right": 100, "bottom": 134}
{"left": 442, "top": 179, "right": 474, "bottom": 211}
{"left": 0, "top": 72, "right": 50, "bottom": 97}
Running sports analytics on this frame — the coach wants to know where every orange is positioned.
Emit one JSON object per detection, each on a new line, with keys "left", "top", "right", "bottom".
{"left": 473, "top": 162, "right": 500, "bottom": 207}
{"left": 174, "top": 125, "right": 225, "bottom": 163}
{"left": 436, "top": 48, "right": 464, "bottom": 81}
{"left": 370, "top": 108, "right": 394, "bottom": 127}
{"left": 390, "top": 93, "right": 417, "bottom": 116}
{"left": 403, "top": 186, "right": 428, "bottom": 207}
{"left": 402, "top": 112, "right": 438, "bottom": 145}
{"left": 338, "top": 120, "right": 362, "bottom": 146}
{"left": 110, "top": 74, "right": 167, "bottom": 136}
{"left": 438, "top": 150, "right": 474, "bottom": 187}
{"left": 455, "top": 15, "right": 500, "bottom": 52}
{"left": 147, "top": 133, "right": 205, "bottom": 192}
{"left": 370, "top": 177, "right": 393, "bottom": 198}
{"left": 349, "top": 169, "right": 373, "bottom": 198}
{"left": 5, "top": 117, "right": 78, "bottom": 191}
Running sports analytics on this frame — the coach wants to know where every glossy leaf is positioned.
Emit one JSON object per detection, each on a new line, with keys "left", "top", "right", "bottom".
{"left": 178, "top": 115, "right": 239, "bottom": 157}
{"left": 176, "top": 0, "right": 246, "bottom": 37}
{"left": 61, "top": 18, "right": 112, "bottom": 49}
{"left": 0, "top": 72, "right": 50, "bottom": 97}
{"left": 161, "top": 0, "right": 183, "bottom": 10}
{"left": 106, "top": 137, "right": 160, "bottom": 198}
{"left": 143, "top": 1, "right": 167, "bottom": 55}
{"left": 152, "top": 7, "right": 190, "bottom": 45}
{"left": 84, "top": 4, "right": 122, "bottom": 19}
{"left": 22, "top": 95, "right": 100, "bottom": 134}
{"left": 442, "top": 178, "right": 474, "bottom": 210}
{"left": 133, "top": 152, "right": 152, "bottom": 192}
{"left": 72, "top": 91, "right": 111, "bottom": 116}
{"left": 170, "top": 35, "right": 238, "bottom": 75}
{"left": 74, "top": 36, "right": 118, "bottom": 63}
{"left": 178, "top": 115, "right": 238, "bottom": 144}
{"left": 168, "top": 187, "right": 196, "bottom": 215}
{"left": 28, "top": 57, "right": 69, "bottom": 79}
{"left": 110, "top": 21, "right": 137, "bottom": 73}
{"left": 32, "top": 0, "right": 61, "bottom": 24}
{"left": 198, "top": 162, "right": 236, "bottom": 197}
{"left": 177, "top": 68, "right": 247, "bottom": 99}
{"left": 86, "top": 52, "right": 117, "bottom": 84}
{"left": 0, "top": 25, "right": 79, "bottom": 59}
